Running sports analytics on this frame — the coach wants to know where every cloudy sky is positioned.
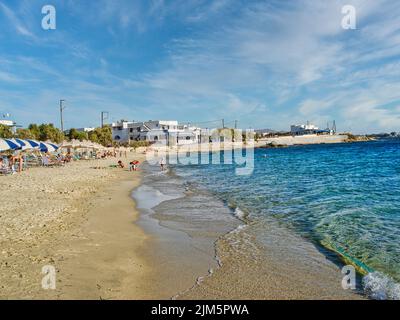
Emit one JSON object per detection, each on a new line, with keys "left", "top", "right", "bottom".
{"left": 0, "top": 0, "right": 399, "bottom": 133}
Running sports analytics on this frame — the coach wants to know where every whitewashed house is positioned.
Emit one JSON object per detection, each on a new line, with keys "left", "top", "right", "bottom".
{"left": 290, "top": 123, "right": 331, "bottom": 135}
{"left": 112, "top": 120, "right": 201, "bottom": 145}
{"left": 0, "top": 119, "right": 17, "bottom": 133}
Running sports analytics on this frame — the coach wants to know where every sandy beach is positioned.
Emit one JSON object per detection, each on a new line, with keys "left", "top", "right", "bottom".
{"left": 0, "top": 153, "right": 152, "bottom": 299}
{"left": 0, "top": 151, "right": 230, "bottom": 300}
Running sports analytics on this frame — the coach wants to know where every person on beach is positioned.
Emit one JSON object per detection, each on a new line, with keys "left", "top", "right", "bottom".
{"left": 159, "top": 157, "right": 166, "bottom": 171}
{"left": 0, "top": 157, "right": 7, "bottom": 173}
{"left": 65, "top": 152, "right": 73, "bottom": 163}
{"left": 14, "top": 154, "right": 23, "bottom": 173}
{"left": 7, "top": 155, "right": 16, "bottom": 174}
{"left": 129, "top": 160, "right": 139, "bottom": 171}
{"left": 117, "top": 160, "right": 125, "bottom": 168}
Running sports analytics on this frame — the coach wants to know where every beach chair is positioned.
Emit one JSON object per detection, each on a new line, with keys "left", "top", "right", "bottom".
{"left": 0, "top": 166, "right": 12, "bottom": 175}
{"left": 0, "top": 157, "right": 14, "bottom": 175}
{"left": 23, "top": 154, "right": 40, "bottom": 168}
{"left": 41, "top": 156, "right": 56, "bottom": 167}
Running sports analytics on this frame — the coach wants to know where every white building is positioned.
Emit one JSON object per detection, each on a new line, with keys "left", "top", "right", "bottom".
{"left": 0, "top": 119, "right": 17, "bottom": 133}
{"left": 76, "top": 127, "right": 95, "bottom": 133}
{"left": 290, "top": 123, "right": 330, "bottom": 135}
{"left": 112, "top": 120, "right": 202, "bottom": 145}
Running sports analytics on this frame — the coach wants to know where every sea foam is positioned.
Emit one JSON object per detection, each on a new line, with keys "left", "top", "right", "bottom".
{"left": 363, "top": 272, "right": 400, "bottom": 300}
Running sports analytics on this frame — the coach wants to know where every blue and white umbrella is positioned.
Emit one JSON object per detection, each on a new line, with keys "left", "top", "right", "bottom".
{"left": 39, "top": 142, "right": 59, "bottom": 153}
{"left": 26, "top": 139, "right": 41, "bottom": 149}
{"left": 13, "top": 138, "right": 29, "bottom": 150}
{"left": 0, "top": 138, "right": 20, "bottom": 152}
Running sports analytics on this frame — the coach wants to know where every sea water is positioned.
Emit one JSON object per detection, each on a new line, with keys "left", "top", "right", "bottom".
{"left": 172, "top": 139, "right": 400, "bottom": 300}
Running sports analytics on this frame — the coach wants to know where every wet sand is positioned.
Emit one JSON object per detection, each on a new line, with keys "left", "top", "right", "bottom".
{"left": 180, "top": 219, "right": 364, "bottom": 300}
{"left": 131, "top": 166, "right": 241, "bottom": 299}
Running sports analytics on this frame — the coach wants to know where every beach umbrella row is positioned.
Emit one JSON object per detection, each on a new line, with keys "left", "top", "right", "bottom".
{"left": 0, "top": 138, "right": 59, "bottom": 152}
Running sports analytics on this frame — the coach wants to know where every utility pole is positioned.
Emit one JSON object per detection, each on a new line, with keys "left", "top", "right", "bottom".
{"left": 59, "top": 99, "right": 66, "bottom": 133}
{"left": 101, "top": 111, "right": 109, "bottom": 128}
{"left": 234, "top": 120, "right": 238, "bottom": 129}
{"left": 222, "top": 119, "right": 225, "bottom": 129}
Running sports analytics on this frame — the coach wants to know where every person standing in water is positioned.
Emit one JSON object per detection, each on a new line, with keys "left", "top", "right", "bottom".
{"left": 159, "top": 157, "right": 166, "bottom": 171}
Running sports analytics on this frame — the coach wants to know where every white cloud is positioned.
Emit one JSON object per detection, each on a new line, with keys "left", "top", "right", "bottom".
{"left": 1, "top": 0, "right": 400, "bottom": 132}
{"left": 0, "top": 1, "right": 34, "bottom": 37}
{"left": 299, "top": 99, "right": 334, "bottom": 116}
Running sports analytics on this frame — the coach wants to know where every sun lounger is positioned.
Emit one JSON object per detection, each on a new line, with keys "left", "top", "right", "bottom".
{"left": 41, "top": 156, "right": 57, "bottom": 167}
{"left": 0, "top": 167, "right": 13, "bottom": 175}
{"left": 25, "top": 155, "right": 41, "bottom": 168}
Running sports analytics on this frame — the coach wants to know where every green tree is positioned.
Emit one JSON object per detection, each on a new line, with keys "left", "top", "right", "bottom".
{"left": 16, "top": 128, "right": 35, "bottom": 139}
{"left": 76, "top": 131, "right": 88, "bottom": 141}
{"left": 87, "top": 130, "right": 99, "bottom": 143}
{"left": 0, "top": 124, "right": 13, "bottom": 138}
{"left": 37, "top": 123, "right": 64, "bottom": 143}
{"left": 68, "top": 128, "right": 88, "bottom": 141}
{"left": 88, "top": 126, "right": 112, "bottom": 146}
{"left": 28, "top": 124, "right": 40, "bottom": 140}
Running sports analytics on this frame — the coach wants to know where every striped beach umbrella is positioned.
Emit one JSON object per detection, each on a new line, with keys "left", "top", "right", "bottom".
{"left": 39, "top": 142, "right": 59, "bottom": 153}
{"left": 13, "top": 139, "right": 26, "bottom": 148}
{"left": 12, "top": 138, "right": 35, "bottom": 150}
{"left": 26, "top": 139, "right": 41, "bottom": 149}
{"left": 0, "top": 138, "right": 20, "bottom": 152}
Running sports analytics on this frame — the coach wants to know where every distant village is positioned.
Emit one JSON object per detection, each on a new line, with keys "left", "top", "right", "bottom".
{"left": 110, "top": 119, "right": 342, "bottom": 146}
{"left": 1, "top": 114, "right": 398, "bottom": 147}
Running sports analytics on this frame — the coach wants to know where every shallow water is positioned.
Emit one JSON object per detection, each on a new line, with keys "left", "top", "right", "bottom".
{"left": 172, "top": 139, "right": 400, "bottom": 300}
{"left": 131, "top": 163, "right": 241, "bottom": 298}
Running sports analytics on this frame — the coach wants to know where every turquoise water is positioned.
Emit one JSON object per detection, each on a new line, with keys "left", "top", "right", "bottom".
{"left": 172, "top": 139, "right": 400, "bottom": 299}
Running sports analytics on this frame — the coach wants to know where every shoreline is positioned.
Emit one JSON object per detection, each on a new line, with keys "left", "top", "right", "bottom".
{"left": 132, "top": 163, "right": 364, "bottom": 300}
{"left": 1, "top": 146, "right": 369, "bottom": 300}
{"left": 0, "top": 153, "right": 231, "bottom": 300}
{"left": 131, "top": 163, "right": 240, "bottom": 299}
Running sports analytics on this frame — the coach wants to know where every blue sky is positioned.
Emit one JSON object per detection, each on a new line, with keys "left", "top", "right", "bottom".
{"left": 0, "top": 0, "right": 400, "bottom": 133}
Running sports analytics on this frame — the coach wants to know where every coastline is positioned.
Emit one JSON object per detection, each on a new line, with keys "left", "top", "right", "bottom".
{"left": 134, "top": 163, "right": 364, "bottom": 300}
{"left": 1, "top": 152, "right": 236, "bottom": 300}
{"left": 131, "top": 163, "right": 242, "bottom": 299}
{"left": 1, "top": 143, "right": 372, "bottom": 300}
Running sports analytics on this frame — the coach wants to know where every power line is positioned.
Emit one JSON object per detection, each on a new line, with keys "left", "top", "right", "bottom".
{"left": 184, "top": 118, "right": 239, "bottom": 128}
